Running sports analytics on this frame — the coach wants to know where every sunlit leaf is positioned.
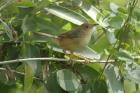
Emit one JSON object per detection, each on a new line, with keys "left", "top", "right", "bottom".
{"left": 78, "top": 1, "right": 108, "bottom": 27}
{"left": 24, "top": 63, "right": 33, "bottom": 92}
{"left": 106, "top": 31, "right": 117, "bottom": 44}
{"left": 136, "top": 21, "right": 140, "bottom": 32}
{"left": 108, "top": 16, "right": 124, "bottom": 29}
{"left": 45, "top": 5, "right": 87, "bottom": 25}
{"left": 117, "top": 48, "right": 134, "bottom": 62}
{"left": 124, "top": 80, "right": 136, "bottom": 93}
{"left": 124, "top": 63, "right": 140, "bottom": 85}
{"left": 104, "top": 64, "right": 124, "bottom": 93}
{"left": 110, "top": 3, "right": 119, "bottom": 13}
{"left": 70, "top": 84, "right": 94, "bottom": 93}
{"left": 78, "top": 2, "right": 117, "bottom": 44}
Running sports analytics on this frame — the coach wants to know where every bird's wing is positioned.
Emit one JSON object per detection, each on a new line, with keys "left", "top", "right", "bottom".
{"left": 58, "top": 28, "right": 80, "bottom": 39}
{"left": 34, "top": 32, "right": 58, "bottom": 39}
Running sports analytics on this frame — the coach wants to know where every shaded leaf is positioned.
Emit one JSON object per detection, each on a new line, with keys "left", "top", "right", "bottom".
{"left": 0, "top": 0, "right": 13, "bottom": 11}
{"left": 47, "top": 45, "right": 100, "bottom": 60}
{"left": 21, "top": 43, "right": 39, "bottom": 74}
{"left": 17, "top": 0, "right": 35, "bottom": 7}
{"left": 134, "top": 90, "right": 140, "bottom": 93}
{"left": 46, "top": 72, "right": 63, "bottom": 93}
{"left": 21, "top": 15, "right": 37, "bottom": 33}
{"left": 0, "top": 70, "right": 8, "bottom": 84}
{"left": 71, "top": 80, "right": 108, "bottom": 93}
{"left": 0, "top": 19, "right": 14, "bottom": 41}
{"left": 17, "top": 6, "right": 34, "bottom": 18}
{"left": 74, "top": 64, "right": 99, "bottom": 83}
{"left": 70, "top": 84, "right": 94, "bottom": 93}
{"left": 56, "top": 69, "right": 80, "bottom": 91}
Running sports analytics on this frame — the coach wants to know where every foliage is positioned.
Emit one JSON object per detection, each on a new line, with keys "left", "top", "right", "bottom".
{"left": 0, "top": 0, "right": 140, "bottom": 93}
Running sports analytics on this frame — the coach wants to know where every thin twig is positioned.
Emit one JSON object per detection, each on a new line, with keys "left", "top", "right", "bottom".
{"left": 0, "top": 67, "right": 43, "bottom": 81}
{"left": 0, "top": 57, "right": 115, "bottom": 65}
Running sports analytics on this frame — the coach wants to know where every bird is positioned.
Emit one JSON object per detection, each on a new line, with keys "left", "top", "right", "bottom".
{"left": 34, "top": 23, "right": 98, "bottom": 53}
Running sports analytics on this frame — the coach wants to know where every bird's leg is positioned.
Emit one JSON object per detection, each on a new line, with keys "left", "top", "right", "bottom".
{"left": 69, "top": 51, "right": 76, "bottom": 66}
{"left": 82, "top": 57, "right": 90, "bottom": 64}
{"left": 63, "top": 50, "right": 75, "bottom": 66}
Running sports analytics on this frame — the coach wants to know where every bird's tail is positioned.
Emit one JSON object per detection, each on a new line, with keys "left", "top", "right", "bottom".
{"left": 33, "top": 32, "right": 59, "bottom": 45}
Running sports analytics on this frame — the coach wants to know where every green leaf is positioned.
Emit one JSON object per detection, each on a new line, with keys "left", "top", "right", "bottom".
{"left": 0, "top": 0, "right": 13, "bottom": 11}
{"left": 74, "top": 46, "right": 100, "bottom": 60}
{"left": 108, "top": 16, "right": 123, "bottom": 29}
{"left": 106, "top": 31, "right": 117, "bottom": 44}
{"left": 79, "top": 1, "right": 108, "bottom": 27}
{"left": 74, "top": 64, "right": 99, "bottom": 83}
{"left": 24, "top": 63, "right": 33, "bottom": 92}
{"left": 91, "top": 34, "right": 110, "bottom": 52}
{"left": 17, "top": 6, "right": 34, "bottom": 17}
{"left": 0, "top": 19, "right": 14, "bottom": 41}
{"left": 124, "top": 63, "right": 140, "bottom": 85}
{"left": 134, "top": 91, "right": 140, "bottom": 93}
{"left": 110, "top": 3, "right": 119, "bottom": 13}
{"left": 21, "top": 43, "right": 40, "bottom": 74}
{"left": 79, "top": 2, "right": 117, "bottom": 44}
{"left": 21, "top": 15, "right": 37, "bottom": 33}
{"left": 71, "top": 80, "right": 108, "bottom": 93}
{"left": 0, "top": 70, "right": 7, "bottom": 84}
{"left": 87, "top": 63, "right": 102, "bottom": 73}
{"left": 47, "top": 45, "right": 100, "bottom": 60}
{"left": 117, "top": 49, "right": 134, "bottom": 62}
{"left": 46, "top": 72, "right": 63, "bottom": 93}
{"left": 70, "top": 84, "right": 94, "bottom": 93}
{"left": 45, "top": 5, "right": 87, "bottom": 25}
{"left": 136, "top": 21, "right": 140, "bottom": 32}
{"left": 56, "top": 69, "right": 80, "bottom": 91}
{"left": 17, "top": 0, "right": 35, "bottom": 7}
{"left": 124, "top": 80, "right": 136, "bottom": 93}
{"left": 104, "top": 64, "right": 124, "bottom": 93}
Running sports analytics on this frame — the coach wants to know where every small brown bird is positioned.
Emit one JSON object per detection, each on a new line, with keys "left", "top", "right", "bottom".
{"left": 35, "top": 23, "right": 98, "bottom": 52}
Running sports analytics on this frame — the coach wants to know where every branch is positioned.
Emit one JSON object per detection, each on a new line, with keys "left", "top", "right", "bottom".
{"left": 0, "top": 67, "right": 43, "bottom": 81}
{"left": 0, "top": 57, "right": 115, "bottom": 65}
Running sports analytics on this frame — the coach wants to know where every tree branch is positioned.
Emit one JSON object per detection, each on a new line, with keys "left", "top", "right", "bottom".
{"left": 0, "top": 57, "right": 115, "bottom": 65}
